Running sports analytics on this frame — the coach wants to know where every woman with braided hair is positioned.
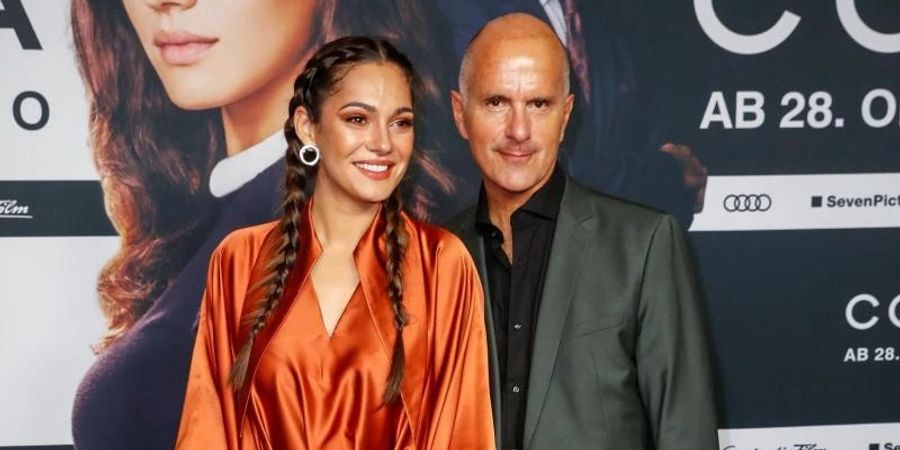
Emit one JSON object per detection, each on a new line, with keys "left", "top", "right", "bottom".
{"left": 175, "top": 37, "right": 494, "bottom": 449}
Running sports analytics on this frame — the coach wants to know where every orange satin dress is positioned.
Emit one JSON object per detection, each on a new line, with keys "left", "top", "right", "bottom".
{"left": 175, "top": 203, "right": 495, "bottom": 450}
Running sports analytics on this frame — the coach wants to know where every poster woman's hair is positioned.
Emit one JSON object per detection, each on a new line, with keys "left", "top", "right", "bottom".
{"left": 71, "top": 0, "right": 451, "bottom": 350}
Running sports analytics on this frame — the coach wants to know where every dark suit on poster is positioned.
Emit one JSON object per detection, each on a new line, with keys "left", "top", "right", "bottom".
{"left": 446, "top": 176, "right": 718, "bottom": 450}
{"left": 435, "top": 0, "right": 694, "bottom": 227}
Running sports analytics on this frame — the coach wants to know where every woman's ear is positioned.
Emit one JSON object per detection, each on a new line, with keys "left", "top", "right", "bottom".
{"left": 293, "top": 106, "right": 316, "bottom": 144}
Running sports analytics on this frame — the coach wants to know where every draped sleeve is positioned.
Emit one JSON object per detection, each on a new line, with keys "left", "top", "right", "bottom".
{"left": 418, "top": 233, "right": 495, "bottom": 449}
{"left": 175, "top": 224, "right": 273, "bottom": 450}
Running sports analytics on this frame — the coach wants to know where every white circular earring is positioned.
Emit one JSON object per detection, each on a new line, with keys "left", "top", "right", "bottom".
{"left": 297, "top": 143, "right": 320, "bottom": 167}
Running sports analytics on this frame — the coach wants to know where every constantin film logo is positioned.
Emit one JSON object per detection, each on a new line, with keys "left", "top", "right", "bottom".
{"left": 0, "top": 199, "right": 33, "bottom": 219}
{"left": 723, "top": 194, "right": 772, "bottom": 212}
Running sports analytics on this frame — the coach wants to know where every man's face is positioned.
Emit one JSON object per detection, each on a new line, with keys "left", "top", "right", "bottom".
{"left": 451, "top": 38, "right": 573, "bottom": 198}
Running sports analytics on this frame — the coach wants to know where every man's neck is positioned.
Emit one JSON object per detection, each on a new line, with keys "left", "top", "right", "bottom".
{"left": 483, "top": 168, "right": 555, "bottom": 259}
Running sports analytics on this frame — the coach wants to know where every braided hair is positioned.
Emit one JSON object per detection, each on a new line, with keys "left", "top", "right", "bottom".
{"left": 230, "top": 36, "right": 413, "bottom": 404}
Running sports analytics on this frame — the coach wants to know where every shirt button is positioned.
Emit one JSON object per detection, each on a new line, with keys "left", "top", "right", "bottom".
{"left": 513, "top": 322, "right": 523, "bottom": 330}
{"left": 512, "top": 385, "right": 521, "bottom": 393}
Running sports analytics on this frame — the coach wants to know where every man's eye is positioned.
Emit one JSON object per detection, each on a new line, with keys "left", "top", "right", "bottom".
{"left": 533, "top": 100, "right": 548, "bottom": 109}
{"left": 487, "top": 97, "right": 503, "bottom": 107}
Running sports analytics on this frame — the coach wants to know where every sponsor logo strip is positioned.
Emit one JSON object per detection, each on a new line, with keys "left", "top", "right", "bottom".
{"left": 691, "top": 174, "right": 900, "bottom": 231}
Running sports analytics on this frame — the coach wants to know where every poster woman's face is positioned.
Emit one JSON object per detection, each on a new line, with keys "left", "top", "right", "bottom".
{"left": 123, "top": 0, "right": 318, "bottom": 110}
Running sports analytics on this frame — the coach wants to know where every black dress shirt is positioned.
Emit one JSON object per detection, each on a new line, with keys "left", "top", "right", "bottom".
{"left": 475, "top": 167, "right": 564, "bottom": 450}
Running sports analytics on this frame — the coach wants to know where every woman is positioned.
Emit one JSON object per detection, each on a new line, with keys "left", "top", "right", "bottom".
{"left": 69, "top": 1, "right": 455, "bottom": 449}
{"left": 176, "top": 36, "right": 493, "bottom": 449}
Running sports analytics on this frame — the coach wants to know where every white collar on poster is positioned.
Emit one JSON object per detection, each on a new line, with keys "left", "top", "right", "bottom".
{"left": 539, "top": 0, "right": 568, "bottom": 46}
{"left": 208, "top": 132, "right": 286, "bottom": 198}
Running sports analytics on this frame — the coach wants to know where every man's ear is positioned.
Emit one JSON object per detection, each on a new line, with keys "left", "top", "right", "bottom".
{"left": 450, "top": 90, "right": 469, "bottom": 140}
{"left": 293, "top": 106, "right": 316, "bottom": 144}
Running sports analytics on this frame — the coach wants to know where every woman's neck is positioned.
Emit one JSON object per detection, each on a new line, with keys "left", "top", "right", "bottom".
{"left": 310, "top": 190, "right": 381, "bottom": 252}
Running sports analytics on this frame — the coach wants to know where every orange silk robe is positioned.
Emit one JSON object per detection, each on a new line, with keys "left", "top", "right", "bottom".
{"left": 176, "top": 204, "right": 495, "bottom": 450}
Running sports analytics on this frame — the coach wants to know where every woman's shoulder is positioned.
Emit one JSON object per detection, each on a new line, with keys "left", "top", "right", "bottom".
{"left": 213, "top": 220, "right": 281, "bottom": 258}
{"left": 203, "top": 221, "right": 280, "bottom": 315}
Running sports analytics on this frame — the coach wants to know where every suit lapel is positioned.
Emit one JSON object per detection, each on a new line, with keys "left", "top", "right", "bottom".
{"left": 524, "top": 179, "right": 595, "bottom": 449}
{"left": 455, "top": 209, "right": 503, "bottom": 450}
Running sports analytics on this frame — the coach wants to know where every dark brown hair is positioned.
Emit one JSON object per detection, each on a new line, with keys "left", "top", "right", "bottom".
{"left": 229, "top": 36, "right": 413, "bottom": 404}
{"left": 70, "top": 0, "right": 451, "bottom": 351}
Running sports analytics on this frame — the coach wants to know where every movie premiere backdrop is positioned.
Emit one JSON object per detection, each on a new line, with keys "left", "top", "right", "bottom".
{"left": 1, "top": 1, "right": 898, "bottom": 448}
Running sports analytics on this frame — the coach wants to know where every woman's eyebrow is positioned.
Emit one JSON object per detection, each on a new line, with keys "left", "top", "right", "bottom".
{"left": 339, "top": 101, "right": 376, "bottom": 112}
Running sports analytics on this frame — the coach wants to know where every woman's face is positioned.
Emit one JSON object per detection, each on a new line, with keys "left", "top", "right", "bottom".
{"left": 123, "top": 0, "right": 317, "bottom": 110}
{"left": 297, "top": 62, "right": 415, "bottom": 207}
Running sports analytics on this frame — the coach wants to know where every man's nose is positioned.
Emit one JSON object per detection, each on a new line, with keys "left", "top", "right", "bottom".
{"left": 505, "top": 104, "right": 531, "bottom": 143}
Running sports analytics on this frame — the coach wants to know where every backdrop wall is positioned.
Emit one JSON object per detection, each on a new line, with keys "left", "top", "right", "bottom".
{"left": 1, "top": 1, "right": 897, "bottom": 448}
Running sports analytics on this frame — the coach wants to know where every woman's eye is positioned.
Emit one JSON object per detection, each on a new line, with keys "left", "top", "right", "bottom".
{"left": 393, "top": 118, "right": 413, "bottom": 128}
{"left": 347, "top": 116, "right": 367, "bottom": 125}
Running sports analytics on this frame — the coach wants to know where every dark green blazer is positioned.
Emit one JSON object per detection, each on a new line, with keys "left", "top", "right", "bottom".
{"left": 446, "top": 176, "right": 719, "bottom": 450}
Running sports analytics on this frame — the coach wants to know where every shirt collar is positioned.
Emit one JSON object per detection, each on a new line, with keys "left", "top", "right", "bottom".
{"left": 208, "top": 132, "right": 286, "bottom": 198}
{"left": 475, "top": 165, "right": 565, "bottom": 230}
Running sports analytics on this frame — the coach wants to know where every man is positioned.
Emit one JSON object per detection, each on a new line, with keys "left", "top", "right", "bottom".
{"left": 445, "top": 13, "right": 718, "bottom": 450}
{"left": 435, "top": 0, "right": 708, "bottom": 228}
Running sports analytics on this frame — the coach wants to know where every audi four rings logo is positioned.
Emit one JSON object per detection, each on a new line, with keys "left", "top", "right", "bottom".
{"left": 723, "top": 194, "right": 772, "bottom": 212}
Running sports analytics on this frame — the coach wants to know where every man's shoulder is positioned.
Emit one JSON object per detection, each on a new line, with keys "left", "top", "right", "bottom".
{"left": 565, "top": 177, "right": 672, "bottom": 236}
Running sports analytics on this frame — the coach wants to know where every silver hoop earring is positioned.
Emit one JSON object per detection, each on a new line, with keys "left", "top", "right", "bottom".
{"left": 297, "top": 143, "right": 320, "bottom": 166}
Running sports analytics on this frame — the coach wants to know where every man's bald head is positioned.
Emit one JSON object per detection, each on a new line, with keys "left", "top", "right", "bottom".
{"left": 458, "top": 12, "right": 570, "bottom": 101}
{"left": 449, "top": 12, "right": 575, "bottom": 204}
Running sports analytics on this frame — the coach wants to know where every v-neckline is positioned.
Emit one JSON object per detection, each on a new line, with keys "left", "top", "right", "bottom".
{"left": 308, "top": 281, "right": 361, "bottom": 339}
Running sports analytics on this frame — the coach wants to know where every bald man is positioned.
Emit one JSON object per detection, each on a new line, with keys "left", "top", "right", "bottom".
{"left": 445, "top": 13, "right": 718, "bottom": 450}
{"left": 436, "top": 0, "right": 708, "bottom": 228}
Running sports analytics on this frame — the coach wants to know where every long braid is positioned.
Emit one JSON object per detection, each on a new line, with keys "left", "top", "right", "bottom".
{"left": 230, "top": 87, "right": 314, "bottom": 389}
{"left": 229, "top": 37, "right": 417, "bottom": 403}
{"left": 382, "top": 189, "right": 409, "bottom": 403}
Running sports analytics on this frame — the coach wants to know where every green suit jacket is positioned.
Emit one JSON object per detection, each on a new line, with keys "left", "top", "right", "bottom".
{"left": 445, "top": 176, "right": 719, "bottom": 450}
